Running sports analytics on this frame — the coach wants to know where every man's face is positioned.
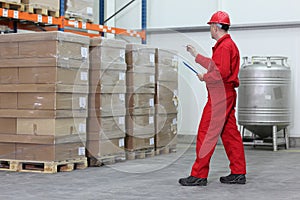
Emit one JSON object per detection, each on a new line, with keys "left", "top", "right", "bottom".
{"left": 210, "top": 24, "right": 217, "bottom": 40}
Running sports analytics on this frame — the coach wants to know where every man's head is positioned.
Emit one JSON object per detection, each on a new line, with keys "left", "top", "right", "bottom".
{"left": 207, "top": 11, "right": 230, "bottom": 40}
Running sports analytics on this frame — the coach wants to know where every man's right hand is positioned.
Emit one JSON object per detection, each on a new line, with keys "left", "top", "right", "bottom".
{"left": 186, "top": 45, "right": 198, "bottom": 57}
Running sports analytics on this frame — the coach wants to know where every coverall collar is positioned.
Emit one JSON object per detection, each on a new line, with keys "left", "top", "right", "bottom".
{"left": 213, "top": 34, "right": 231, "bottom": 50}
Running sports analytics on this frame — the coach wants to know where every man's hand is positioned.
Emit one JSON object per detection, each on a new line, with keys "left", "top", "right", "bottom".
{"left": 186, "top": 45, "right": 198, "bottom": 57}
{"left": 197, "top": 73, "right": 204, "bottom": 82}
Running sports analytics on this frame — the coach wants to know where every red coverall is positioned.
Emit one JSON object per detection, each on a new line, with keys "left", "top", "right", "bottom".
{"left": 191, "top": 34, "right": 246, "bottom": 178}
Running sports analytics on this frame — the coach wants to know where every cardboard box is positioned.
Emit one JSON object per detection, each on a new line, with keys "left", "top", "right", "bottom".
{"left": 126, "top": 114, "right": 155, "bottom": 137}
{"left": 0, "top": 42, "right": 18, "bottom": 59}
{"left": 156, "top": 82, "right": 178, "bottom": 114}
{"left": 155, "top": 132, "right": 177, "bottom": 148}
{"left": 0, "top": 57, "right": 89, "bottom": 69}
{"left": 0, "top": 118, "right": 17, "bottom": 135}
{"left": 157, "top": 65, "right": 178, "bottom": 82}
{"left": 0, "top": 93, "right": 17, "bottom": 109}
{"left": 127, "top": 72, "right": 155, "bottom": 88}
{"left": 17, "top": 118, "right": 87, "bottom": 137}
{"left": 0, "top": 142, "right": 16, "bottom": 159}
{"left": 126, "top": 93, "right": 154, "bottom": 110}
{"left": 89, "top": 93, "right": 126, "bottom": 117}
{"left": 0, "top": 68, "right": 18, "bottom": 84}
{"left": 0, "top": 32, "right": 90, "bottom": 60}
{"left": 155, "top": 48, "right": 178, "bottom": 67}
{"left": 89, "top": 69, "right": 126, "bottom": 88}
{"left": 87, "top": 116, "right": 126, "bottom": 140}
{"left": 156, "top": 114, "right": 177, "bottom": 135}
{"left": 16, "top": 142, "right": 85, "bottom": 161}
{"left": 22, "top": 0, "right": 60, "bottom": 11}
{"left": 0, "top": 84, "right": 88, "bottom": 94}
{"left": 125, "top": 135, "right": 154, "bottom": 151}
{"left": 0, "top": 109, "right": 87, "bottom": 119}
{"left": 86, "top": 137, "right": 125, "bottom": 158}
{"left": 0, "top": 133, "right": 85, "bottom": 145}
{"left": 65, "top": 0, "right": 95, "bottom": 21}
{"left": 19, "top": 67, "right": 89, "bottom": 85}
{"left": 90, "top": 37, "right": 126, "bottom": 64}
{"left": 17, "top": 93, "right": 88, "bottom": 110}
{"left": 126, "top": 44, "right": 156, "bottom": 67}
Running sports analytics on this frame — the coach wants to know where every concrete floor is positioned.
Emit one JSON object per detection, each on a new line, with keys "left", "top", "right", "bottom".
{"left": 1, "top": 143, "right": 300, "bottom": 200}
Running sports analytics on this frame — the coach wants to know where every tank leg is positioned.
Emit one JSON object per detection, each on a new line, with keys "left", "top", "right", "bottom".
{"left": 240, "top": 125, "right": 244, "bottom": 139}
{"left": 272, "top": 125, "right": 278, "bottom": 151}
{"left": 284, "top": 127, "right": 289, "bottom": 149}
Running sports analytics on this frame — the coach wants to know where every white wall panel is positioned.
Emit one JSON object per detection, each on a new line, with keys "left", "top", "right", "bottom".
{"left": 148, "top": 0, "right": 218, "bottom": 28}
{"left": 221, "top": 0, "right": 300, "bottom": 24}
{"left": 115, "top": 0, "right": 141, "bottom": 29}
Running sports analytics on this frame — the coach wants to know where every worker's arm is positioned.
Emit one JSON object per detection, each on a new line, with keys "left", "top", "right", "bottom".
{"left": 202, "top": 47, "right": 232, "bottom": 84}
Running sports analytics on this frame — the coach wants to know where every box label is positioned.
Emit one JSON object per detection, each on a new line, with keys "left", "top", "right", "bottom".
{"left": 79, "top": 123, "right": 86, "bottom": 133}
{"left": 119, "top": 117, "right": 125, "bottom": 125}
{"left": 150, "top": 53, "right": 155, "bottom": 65}
{"left": 81, "top": 72, "right": 88, "bottom": 81}
{"left": 79, "top": 97, "right": 87, "bottom": 108}
{"left": 149, "top": 98, "right": 154, "bottom": 107}
{"left": 172, "top": 118, "right": 177, "bottom": 125}
{"left": 119, "top": 138, "right": 125, "bottom": 147}
{"left": 120, "top": 50, "right": 125, "bottom": 61}
{"left": 119, "top": 72, "right": 125, "bottom": 81}
{"left": 149, "top": 116, "right": 154, "bottom": 124}
{"left": 81, "top": 47, "right": 88, "bottom": 59}
{"left": 172, "top": 56, "right": 178, "bottom": 67}
{"left": 78, "top": 147, "right": 85, "bottom": 156}
{"left": 87, "top": 7, "right": 93, "bottom": 15}
{"left": 173, "top": 90, "right": 178, "bottom": 96}
{"left": 150, "top": 137, "right": 154, "bottom": 145}
{"left": 150, "top": 75, "right": 155, "bottom": 83}
{"left": 119, "top": 94, "right": 125, "bottom": 101}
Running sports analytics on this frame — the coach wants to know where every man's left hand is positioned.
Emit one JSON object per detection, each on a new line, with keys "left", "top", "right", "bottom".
{"left": 197, "top": 73, "right": 204, "bottom": 82}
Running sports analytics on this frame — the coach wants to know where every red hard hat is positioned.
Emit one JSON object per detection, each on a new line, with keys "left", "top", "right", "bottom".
{"left": 207, "top": 11, "right": 231, "bottom": 25}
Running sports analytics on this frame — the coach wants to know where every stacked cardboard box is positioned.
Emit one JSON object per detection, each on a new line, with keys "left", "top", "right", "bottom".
{"left": 65, "top": 0, "right": 94, "bottom": 22}
{"left": 22, "top": 0, "right": 60, "bottom": 11}
{"left": 88, "top": 38, "right": 127, "bottom": 165}
{"left": 155, "top": 49, "right": 178, "bottom": 153}
{"left": 0, "top": 32, "right": 90, "bottom": 162}
{"left": 5, "top": 0, "right": 21, "bottom": 3}
{"left": 125, "top": 44, "right": 156, "bottom": 158}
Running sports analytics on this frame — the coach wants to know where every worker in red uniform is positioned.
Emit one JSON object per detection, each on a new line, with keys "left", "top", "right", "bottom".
{"left": 179, "top": 11, "right": 247, "bottom": 186}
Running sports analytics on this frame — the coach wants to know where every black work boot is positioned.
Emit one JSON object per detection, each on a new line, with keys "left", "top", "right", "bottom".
{"left": 178, "top": 176, "right": 207, "bottom": 186}
{"left": 220, "top": 174, "right": 246, "bottom": 184}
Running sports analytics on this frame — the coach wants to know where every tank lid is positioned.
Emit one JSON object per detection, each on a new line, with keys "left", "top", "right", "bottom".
{"left": 243, "top": 56, "right": 289, "bottom": 67}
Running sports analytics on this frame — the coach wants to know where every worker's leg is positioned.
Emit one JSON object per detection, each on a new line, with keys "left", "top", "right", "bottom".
{"left": 221, "top": 92, "right": 246, "bottom": 174}
{"left": 191, "top": 92, "right": 227, "bottom": 178}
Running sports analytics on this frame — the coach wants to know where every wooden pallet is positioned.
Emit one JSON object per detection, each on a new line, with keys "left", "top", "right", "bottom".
{"left": 0, "top": 158, "right": 87, "bottom": 173}
{"left": 126, "top": 148, "right": 155, "bottom": 160}
{"left": 88, "top": 153, "right": 126, "bottom": 167}
{"left": 155, "top": 145, "right": 177, "bottom": 155}
{"left": 26, "top": 5, "right": 59, "bottom": 18}
{"left": 0, "top": 1, "right": 25, "bottom": 11}
{"left": 65, "top": 13, "right": 93, "bottom": 23}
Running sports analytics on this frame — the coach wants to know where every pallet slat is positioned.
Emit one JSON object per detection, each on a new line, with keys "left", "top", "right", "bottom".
{"left": 88, "top": 153, "right": 126, "bottom": 167}
{"left": 0, "top": 1, "right": 25, "bottom": 11}
{"left": 26, "top": 5, "right": 59, "bottom": 18}
{"left": 0, "top": 158, "right": 87, "bottom": 173}
{"left": 126, "top": 148, "right": 155, "bottom": 160}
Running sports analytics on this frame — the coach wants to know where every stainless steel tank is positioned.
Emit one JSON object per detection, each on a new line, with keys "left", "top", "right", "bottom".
{"left": 238, "top": 56, "right": 291, "bottom": 139}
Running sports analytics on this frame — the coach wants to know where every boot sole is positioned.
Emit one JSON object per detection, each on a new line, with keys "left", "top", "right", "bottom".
{"left": 179, "top": 182, "right": 207, "bottom": 186}
{"left": 179, "top": 180, "right": 207, "bottom": 186}
{"left": 220, "top": 180, "right": 246, "bottom": 184}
